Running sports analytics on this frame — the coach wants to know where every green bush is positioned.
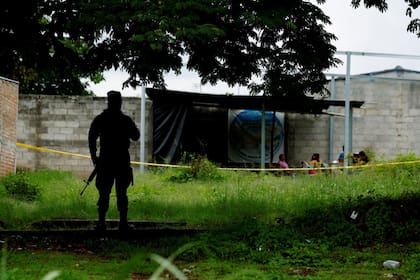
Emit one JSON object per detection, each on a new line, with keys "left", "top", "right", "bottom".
{"left": 169, "top": 153, "right": 224, "bottom": 182}
{"left": 1, "top": 172, "right": 40, "bottom": 201}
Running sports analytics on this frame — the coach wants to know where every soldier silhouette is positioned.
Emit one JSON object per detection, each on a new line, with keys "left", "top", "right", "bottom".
{"left": 89, "top": 90, "right": 140, "bottom": 231}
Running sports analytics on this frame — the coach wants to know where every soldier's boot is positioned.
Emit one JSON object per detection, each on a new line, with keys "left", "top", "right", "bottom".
{"left": 95, "top": 210, "right": 107, "bottom": 232}
{"left": 118, "top": 210, "right": 131, "bottom": 231}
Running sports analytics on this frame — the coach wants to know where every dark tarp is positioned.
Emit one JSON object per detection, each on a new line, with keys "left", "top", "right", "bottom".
{"left": 152, "top": 102, "right": 189, "bottom": 163}
{"left": 152, "top": 100, "right": 227, "bottom": 164}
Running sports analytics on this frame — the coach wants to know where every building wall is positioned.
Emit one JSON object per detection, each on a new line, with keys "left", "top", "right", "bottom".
{"left": 285, "top": 69, "right": 420, "bottom": 167}
{"left": 16, "top": 95, "right": 153, "bottom": 175}
{"left": 0, "top": 77, "right": 19, "bottom": 177}
{"left": 286, "top": 113, "right": 330, "bottom": 167}
{"left": 331, "top": 75, "right": 420, "bottom": 161}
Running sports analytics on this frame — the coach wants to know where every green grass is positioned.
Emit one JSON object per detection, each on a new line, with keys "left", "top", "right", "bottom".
{"left": 0, "top": 156, "right": 419, "bottom": 279}
{"left": 2, "top": 242, "right": 420, "bottom": 279}
{"left": 2, "top": 165, "right": 418, "bottom": 232}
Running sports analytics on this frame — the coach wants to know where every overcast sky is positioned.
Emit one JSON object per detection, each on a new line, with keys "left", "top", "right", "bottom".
{"left": 88, "top": 1, "right": 420, "bottom": 96}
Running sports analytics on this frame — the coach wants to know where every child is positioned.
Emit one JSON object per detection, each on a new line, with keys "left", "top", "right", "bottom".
{"left": 308, "top": 153, "right": 321, "bottom": 175}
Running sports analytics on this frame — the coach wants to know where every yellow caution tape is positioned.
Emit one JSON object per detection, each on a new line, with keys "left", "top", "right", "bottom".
{"left": 16, "top": 142, "right": 188, "bottom": 168}
{"left": 16, "top": 142, "right": 420, "bottom": 172}
{"left": 130, "top": 160, "right": 189, "bottom": 168}
{"left": 16, "top": 142, "right": 91, "bottom": 159}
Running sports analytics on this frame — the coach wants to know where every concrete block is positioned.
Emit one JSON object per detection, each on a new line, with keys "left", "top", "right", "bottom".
{"left": 53, "top": 134, "right": 66, "bottom": 141}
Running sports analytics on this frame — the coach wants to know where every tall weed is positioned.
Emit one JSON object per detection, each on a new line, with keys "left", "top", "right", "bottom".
{"left": 0, "top": 172, "right": 39, "bottom": 201}
{"left": 168, "top": 153, "right": 224, "bottom": 182}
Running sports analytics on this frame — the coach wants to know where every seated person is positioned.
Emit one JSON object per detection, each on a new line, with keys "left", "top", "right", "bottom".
{"left": 277, "top": 153, "right": 290, "bottom": 175}
{"left": 355, "top": 150, "right": 369, "bottom": 165}
{"left": 308, "top": 153, "right": 321, "bottom": 175}
{"left": 278, "top": 153, "right": 289, "bottom": 169}
{"left": 351, "top": 150, "right": 369, "bottom": 165}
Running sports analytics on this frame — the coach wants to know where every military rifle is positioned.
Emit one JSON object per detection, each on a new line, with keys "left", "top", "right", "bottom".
{"left": 80, "top": 166, "right": 97, "bottom": 196}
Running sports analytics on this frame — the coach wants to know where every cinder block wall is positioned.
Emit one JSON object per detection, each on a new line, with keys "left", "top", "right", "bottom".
{"left": 331, "top": 77, "right": 420, "bottom": 160}
{"left": 286, "top": 113, "right": 330, "bottom": 167}
{"left": 0, "top": 77, "right": 19, "bottom": 177}
{"left": 16, "top": 95, "right": 153, "bottom": 175}
{"left": 284, "top": 71, "right": 420, "bottom": 167}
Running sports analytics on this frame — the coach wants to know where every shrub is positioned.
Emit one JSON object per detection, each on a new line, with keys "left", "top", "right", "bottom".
{"left": 169, "top": 153, "right": 224, "bottom": 182}
{"left": 190, "top": 154, "right": 223, "bottom": 180}
{"left": 1, "top": 172, "right": 40, "bottom": 201}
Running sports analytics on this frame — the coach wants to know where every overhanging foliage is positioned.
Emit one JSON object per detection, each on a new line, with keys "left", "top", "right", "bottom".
{"left": 0, "top": 0, "right": 338, "bottom": 96}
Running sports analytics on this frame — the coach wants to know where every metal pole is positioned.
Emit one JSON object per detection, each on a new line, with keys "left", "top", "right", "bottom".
{"left": 344, "top": 52, "right": 351, "bottom": 167}
{"left": 329, "top": 76, "right": 336, "bottom": 162}
{"left": 140, "top": 87, "right": 146, "bottom": 174}
{"left": 349, "top": 107, "right": 353, "bottom": 154}
{"left": 335, "top": 50, "right": 420, "bottom": 60}
{"left": 260, "top": 107, "right": 266, "bottom": 170}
